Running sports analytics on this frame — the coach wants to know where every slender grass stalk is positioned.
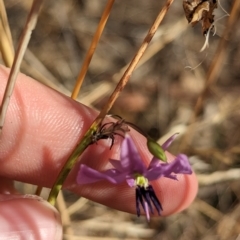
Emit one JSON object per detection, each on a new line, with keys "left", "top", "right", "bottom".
{"left": 56, "top": 191, "right": 74, "bottom": 235}
{"left": 71, "top": 0, "right": 115, "bottom": 100}
{"left": 0, "top": 0, "right": 43, "bottom": 132}
{"left": 0, "top": 0, "right": 14, "bottom": 67}
{"left": 47, "top": 0, "right": 175, "bottom": 206}
{"left": 35, "top": 186, "right": 43, "bottom": 196}
{"left": 0, "top": 20, "right": 13, "bottom": 67}
{"left": 0, "top": 0, "right": 14, "bottom": 47}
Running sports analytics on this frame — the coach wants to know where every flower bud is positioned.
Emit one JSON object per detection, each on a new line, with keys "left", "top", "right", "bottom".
{"left": 147, "top": 139, "right": 167, "bottom": 162}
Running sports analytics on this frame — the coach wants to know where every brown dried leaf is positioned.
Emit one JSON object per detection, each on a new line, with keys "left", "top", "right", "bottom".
{"left": 183, "top": 0, "right": 202, "bottom": 23}
{"left": 183, "top": 0, "right": 218, "bottom": 35}
{"left": 190, "top": 2, "right": 210, "bottom": 25}
{"left": 202, "top": 1, "right": 217, "bottom": 34}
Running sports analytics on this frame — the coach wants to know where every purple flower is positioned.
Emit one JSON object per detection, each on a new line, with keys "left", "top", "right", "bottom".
{"left": 77, "top": 134, "right": 192, "bottom": 221}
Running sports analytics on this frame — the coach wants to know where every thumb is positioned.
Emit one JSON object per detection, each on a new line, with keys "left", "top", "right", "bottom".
{"left": 0, "top": 178, "right": 62, "bottom": 240}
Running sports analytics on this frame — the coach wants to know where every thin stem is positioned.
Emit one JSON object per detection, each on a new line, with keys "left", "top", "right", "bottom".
{"left": 0, "top": 0, "right": 43, "bottom": 132}
{"left": 71, "top": 0, "right": 115, "bottom": 100}
{"left": 0, "top": 20, "right": 13, "bottom": 67}
{"left": 47, "top": 126, "right": 97, "bottom": 205}
{"left": 0, "top": 0, "right": 14, "bottom": 47}
{"left": 56, "top": 191, "right": 74, "bottom": 235}
{"left": 35, "top": 186, "right": 43, "bottom": 196}
{"left": 47, "top": 0, "right": 174, "bottom": 205}
{"left": 96, "top": 0, "right": 175, "bottom": 123}
{"left": 0, "top": 0, "right": 14, "bottom": 67}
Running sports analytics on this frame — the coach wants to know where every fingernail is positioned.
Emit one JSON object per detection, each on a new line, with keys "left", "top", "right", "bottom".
{"left": 0, "top": 193, "right": 42, "bottom": 201}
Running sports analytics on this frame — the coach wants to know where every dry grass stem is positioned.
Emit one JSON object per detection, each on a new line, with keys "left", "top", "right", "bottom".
{"left": 71, "top": 0, "right": 115, "bottom": 100}
{"left": 0, "top": 0, "right": 43, "bottom": 132}
{"left": 63, "top": 235, "right": 137, "bottom": 240}
{"left": 56, "top": 191, "right": 74, "bottom": 236}
{"left": 0, "top": 0, "right": 13, "bottom": 47}
{"left": 0, "top": 20, "right": 13, "bottom": 67}
{"left": 96, "top": 0, "right": 175, "bottom": 123}
{"left": 0, "top": 0, "right": 14, "bottom": 67}
{"left": 23, "top": 49, "right": 71, "bottom": 95}
{"left": 35, "top": 186, "right": 42, "bottom": 196}
{"left": 66, "top": 197, "right": 89, "bottom": 216}
{"left": 78, "top": 220, "right": 155, "bottom": 238}
{"left": 197, "top": 168, "right": 240, "bottom": 186}
{"left": 193, "top": 198, "right": 223, "bottom": 221}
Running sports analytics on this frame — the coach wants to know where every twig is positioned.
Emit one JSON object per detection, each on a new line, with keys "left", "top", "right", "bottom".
{"left": 47, "top": 0, "right": 175, "bottom": 206}
{"left": 66, "top": 197, "right": 88, "bottom": 216}
{"left": 71, "top": 0, "right": 115, "bottom": 99}
{"left": 56, "top": 191, "right": 74, "bottom": 237}
{"left": 63, "top": 235, "right": 137, "bottom": 240}
{"left": 193, "top": 198, "right": 240, "bottom": 234}
{"left": 179, "top": 0, "right": 240, "bottom": 151}
{"left": 0, "top": 0, "right": 43, "bottom": 132}
{"left": 197, "top": 168, "right": 240, "bottom": 186}
{"left": 193, "top": 198, "right": 223, "bottom": 221}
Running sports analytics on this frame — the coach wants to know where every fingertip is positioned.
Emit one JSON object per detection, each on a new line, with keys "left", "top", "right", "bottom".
{"left": 175, "top": 171, "right": 198, "bottom": 214}
{"left": 0, "top": 194, "right": 62, "bottom": 240}
{"left": 154, "top": 171, "right": 198, "bottom": 216}
{"left": 0, "top": 64, "right": 198, "bottom": 219}
{"left": 0, "top": 65, "right": 97, "bottom": 186}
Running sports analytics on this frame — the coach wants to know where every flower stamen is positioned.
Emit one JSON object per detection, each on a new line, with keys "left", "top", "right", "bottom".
{"left": 136, "top": 185, "right": 163, "bottom": 221}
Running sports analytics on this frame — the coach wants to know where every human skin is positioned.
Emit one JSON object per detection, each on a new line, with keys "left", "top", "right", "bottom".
{"left": 0, "top": 65, "right": 198, "bottom": 239}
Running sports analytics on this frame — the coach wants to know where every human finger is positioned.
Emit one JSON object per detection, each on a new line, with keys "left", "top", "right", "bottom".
{"left": 0, "top": 65, "right": 197, "bottom": 216}
{"left": 0, "top": 177, "right": 62, "bottom": 240}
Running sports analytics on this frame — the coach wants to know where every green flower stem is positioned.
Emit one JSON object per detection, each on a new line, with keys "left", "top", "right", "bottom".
{"left": 47, "top": 124, "right": 98, "bottom": 206}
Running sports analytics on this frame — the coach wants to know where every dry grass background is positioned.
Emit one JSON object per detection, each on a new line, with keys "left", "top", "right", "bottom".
{"left": 1, "top": 0, "right": 240, "bottom": 239}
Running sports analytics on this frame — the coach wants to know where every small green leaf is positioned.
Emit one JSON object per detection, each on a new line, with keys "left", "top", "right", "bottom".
{"left": 147, "top": 138, "right": 167, "bottom": 162}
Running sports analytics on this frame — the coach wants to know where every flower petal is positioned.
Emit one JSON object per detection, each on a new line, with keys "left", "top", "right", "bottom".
{"left": 171, "top": 154, "right": 193, "bottom": 174}
{"left": 126, "top": 178, "right": 135, "bottom": 187}
{"left": 77, "top": 164, "right": 126, "bottom": 185}
{"left": 120, "top": 135, "right": 146, "bottom": 173}
{"left": 109, "top": 159, "right": 123, "bottom": 171}
{"left": 161, "top": 133, "right": 179, "bottom": 150}
{"left": 145, "top": 167, "right": 177, "bottom": 181}
{"left": 145, "top": 154, "right": 192, "bottom": 181}
{"left": 148, "top": 158, "right": 161, "bottom": 170}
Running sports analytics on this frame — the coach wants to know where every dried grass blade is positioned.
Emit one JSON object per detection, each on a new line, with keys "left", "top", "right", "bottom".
{"left": 71, "top": 0, "right": 115, "bottom": 100}
{"left": 0, "top": 20, "right": 13, "bottom": 67}
{"left": 0, "top": 0, "right": 43, "bottom": 132}
{"left": 0, "top": 0, "right": 13, "bottom": 47}
{"left": 0, "top": 0, "right": 14, "bottom": 66}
